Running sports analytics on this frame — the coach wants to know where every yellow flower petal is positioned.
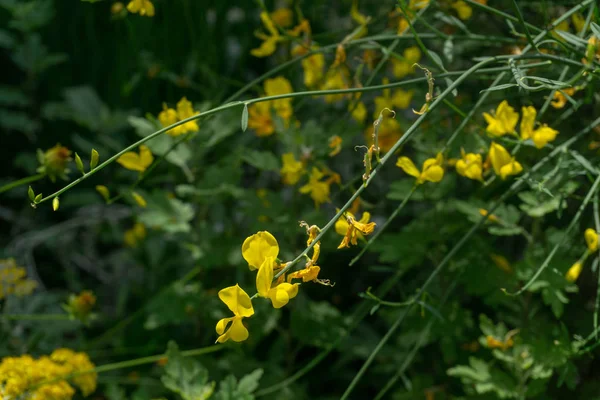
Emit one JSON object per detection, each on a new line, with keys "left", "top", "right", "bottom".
{"left": 132, "top": 192, "right": 147, "bottom": 208}
{"left": 520, "top": 106, "right": 536, "bottom": 140}
{"left": 218, "top": 284, "right": 254, "bottom": 317}
{"left": 241, "top": 231, "right": 279, "bottom": 270}
{"left": 228, "top": 318, "right": 250, "bottom": 342}
{"left": 566, "top": 262, "right": 583, "bottom": 282}
{"left": 256, "top": 256, "right": 275, "bottom": 298}
{"left": 396, "top": 157, "right": 421, "bottom": 179}
{"left": 268, "top": 283, "right": 299, "bottom": 308}
{"left": 531, "top": 125, "right": 559, "bottom": 149}
{"left": 585, "top": 228, "right": 598, "bottom": 252}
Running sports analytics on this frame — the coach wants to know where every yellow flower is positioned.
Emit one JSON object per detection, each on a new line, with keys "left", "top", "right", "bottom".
{"left": 299, "top": 168, "right": 332, "bottom": 207}
{"left": 301, "top": 51, "right": 325, "bottom": 88}
{"left": 486, "top": 335, "right": 514, "bottom": 350}
{"left": 124, "top": 222, "right": 147, "bottom": 247}
{"left": 132, "top": 191, "right": 147, "bottom": 208}
{"left": 127, "top": 0, "right": 154, "bottom": 17}
{"left": 264, "top": 77, "right": 293, "bottom": 120}
{"left": 488, "top": 142, "right": 522, "bottom": 179}
{"left": 247, "top": 102, "right": 274, "bottom": 137}
{"left": 585, "top": 228, "right": 598, "bottom": 252}
{"left": 364, "top": 118, "right": 403, "bottom": 153}
{"left": 215, "top": 284, "right": 254, "bottom": 343}
{"left": 350, "top": 101, "right": 367, "bottom": 124}
{"left": 550, "top": 88, "right": 576, "bottom": 109}
{"left": 391, "top": 46, "right": 421, "bottom": 78}
{"left": 280, "top": 153, "right": 304, "bottom": 185}
{"left": 479, "top": 208, "right": 500, "bottom": 224}
{"left": 288, "top": 265, "right": 321, "bottom": 283}
{"left": 251, "top": 12, "right": 282, "bottom": 57}
{"left": 64, "top": 291, "right": 96, "bottom": 323}
{"left": 451, "top": 1, "right": 472, "bottom": 20}
{"left": 111, "top": 2, "right": 124, "bottom": 14}
{"left": 329, "top": 135, "right": 343, "bottom": 157}
{"left": 565, "top": 262, "right": 583, "bottom": 282}
{"left": 175, "top": 97, "right": 200, "bottom": 134}
{"left": 490, "top": 254, "right": 513, "bottom": 273}
{"left": 396, "top": 153, "right": 444, "bottom": 185}
{"left": 0, "top": 258, "right": 37, "bottom": 300}
{"left": 520, "top": 106, "right": 559, "bottom": 149}
{"left": 455, "top": 149, "right": 483, "bottom": 181}
{"left": 483, "top": 100, "right": 518, "bottom": 137}
{"left": 38, "top": 144, "right": 73, "bottom": 182}
{"left": 571, "top": 13, "right": 585, "bottom": 33}
{"left": 256, "top": 256, "right": 299, "bottom": 308}
{"left": 242, "top": 231, "right": 279, "bottom": 270}
{"left": 374, "top": 78, "right": 414, "bottom": 117}
{"left": 336, "top": 211, "right": 376, "bottom": 249}
{"left": 350, "top": 0, "right": 369, "bottom": 37}
{"left": 270, "top": 8, "right": 293, "bottom": 28}
{"left": 321, "top": 67, "right": 350, "bottom": 103}
{"left": 117, "top": 145, "right": 153, "bottom": 172}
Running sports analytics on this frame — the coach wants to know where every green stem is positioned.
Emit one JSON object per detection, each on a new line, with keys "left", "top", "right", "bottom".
{"left": 0, "top": 314, "right": 72, "bottom": 321}
{"left": 349, "top": 186, "right": 417, "bottom": 266}
{"left": 0, "top": 173, "right": 45, "bottom": 195}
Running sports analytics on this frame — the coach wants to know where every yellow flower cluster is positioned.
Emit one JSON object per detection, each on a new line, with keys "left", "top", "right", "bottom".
{"left": 299, "top": 167, "right": 340, "bottom": 208}
{"left": 127, "top": 0, "right": 154, "bottom": 17}
{"left": 483, "top": 100, "right": 559, "bottom": 148}
{"left": 158, "top": 97, "right": 200, "bottom": 136}
{"left": 397, "top": 152, "right": 444, "bottom": 185}
{"left": 0, "top": 258, "right": 37, "bottom": 300}
{"left": 566, "top": 228, "right": 599, "bottom": 283}
{"left": 335, "top": 211, "right": 376, "bottom": 249}
{"left": 0, "top": 348, "right": 96, "bottom": 399}
{"left": 247, "top": 77, "right": 294, "bottom": 137}
{"left": 391, "top": 46, "right": 422, "bottom": 79}
{"left": 216, "top": 227, "right": 328, "bottom": 343}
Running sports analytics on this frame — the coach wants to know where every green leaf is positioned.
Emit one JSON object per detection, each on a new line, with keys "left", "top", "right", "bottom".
{"left": 591, "top": 22, "right": 600, "bottom": 38}
{"left": 28, "top": 186, "right": 35, "bottom": 202}
{"left": 241, "top": 103, "right": 248, "bottom": 132}
{"left": 554, "top": 30, "right": 588, "bottom": 47}
{"left": 161, "top": 341, "right": 215, "bottom": 400}
{"left": 241, "top": 150, "right": 279, "bottom": 171}
{"left": 138, "top": 193, "right": 195, "bottom": 234}
{"left": 213, "top": 369, "right": 262, "bottom": 400}
{"left": 426, "top": 49, "right": 444, "bottom": 70}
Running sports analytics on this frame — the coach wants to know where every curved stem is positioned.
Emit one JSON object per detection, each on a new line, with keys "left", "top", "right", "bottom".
{"left": 0, "top": 173, "right": 45, "bottom": 195}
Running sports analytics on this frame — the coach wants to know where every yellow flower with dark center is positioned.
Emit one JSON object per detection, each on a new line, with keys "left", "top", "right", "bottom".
{"left": 215, "top": 284, "right": 254, "bottom": 343}
{"left": 585, "top": 228, "right": 598, "bottom": 252}
{"left": 126, "top": 0, "right": 154, "bottom": 17}
{"left": 488, "top": 142, "right": 522, "bottom": 179}
{"left": 299, "top": 168, "right": 332, "bottom": 208}
{"left": 117, "top": 145, "right": 153, "bottom": 172}
{"left": 565, "top": 262, "right": 583, "bottom": 282}
{"left": 336, "top": 211, "right": 376, "bottom": 249}
{"left": 280, "top": 153, "right": 304, "bottom": 185}
{"left": 550, "top": 88, "right": 576, "bottom": 109}
{"left": 241, "top": 231, "right": 279, "bottom": 271}
{"left": 483, "top": 100, "right": 519, "bottom": 136}
{"left": 38, "top": 144, "right": 73, "bottom": 182}
{"left": 396, "top": 153, "right": 444, "bottom": 185}
{"left": 256, "top": 256, "right": 299, "bottom": 309}
{"left": 520, "top": 106, "right": 559, "bottom": 149}
{"left": 455, "top": 149, "right": 483, "bottom": 181}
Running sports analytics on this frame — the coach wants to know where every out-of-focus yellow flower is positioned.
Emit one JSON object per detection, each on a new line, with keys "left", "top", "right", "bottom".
{"left": 264, "top": 77, "right": 293, "bottom": 120}
{"left": 96, "top": 185, "right": 110, "bottom": 202}
{"left": 158, "top": 97, "right": 200, "bottom": 137}
{"left": 333, "top": 44, "right": 347, "bottom": 67}
{"left": 350, "top": 101, "right": 367, "bottom": 124}
{"left": 251, "top": 12, "right": 282, "bottom": 57}
{"left": 396, "top": 153, "right": 444, "bottom": 185}
{"left": 391, "top": 46, "right": 421, "bottom": 78}
{"left": 280, "top": 153, "right": 304, "bottom": 185}
{"left": 127, "top": 0, "right": 154, "bottom": 17}
{"left": 585, "top": 36, "right": 599, "bottom": 64}
{"left": 490, "top": 254, "right": 513, "bottom": 273}
{"left": 270, "top": 8, "right": 293, "bottom": 28}
{"left": 451, "top": 1, "right": 472, "bottom": 20}
{"left": 571, "top": 13, "right": 585, "bottom": 33}
{"left": 488, "top": 142, "right": 522, "bottom": 179}
{"left": 550, "top": 88, "right": 576, "bottom": 109}
{"left": 585, "top": 228, "right": 598, "bottom": 252}
{"left": 551, "top": 19, "right": 570, "bottom": 40}
{"left": 486, "top": 335, "right": 514, "bottom": 350}
{"left": 479, "top": 208, "right": 500, "bottom": 224}
{"left": 329, "top": 135, "right": 343, "bottom": 157}
{"left": 335, "top": 211, "right": 376, "bottom": 249}
{"left": 566, "top": 262, "right": 583, "bottom": 282}
{"left": 242, "top": 231, "right": 279, "bottom": 271}
{"left": 131, "top": 192, "right": 147, "bottom": 208}
{"left": 124, "top": 222, "right": 146, "bottom": 247}
{"left": 350, "top": 0, "right": 369, "bottom": 38}
{"left": 483, "top": 100, "right": 518, "bottom": 136}
{"left": 301, "top": 51, "right": 325, "bottom": 88}
{"left": 0, "top": 258, "right": 37, "bottom": 300}
{"left": 520, "top": 106, "right": 559, "bottom": 149}
{"left": 247, "top": 102, "right": 274, "bottom": 137}
{"left": 215, "top": 284, "right": 254, "bottom": 343}
{"left": 374, "top": 78, "right": 414, "bottom": 117}
{"left": 117, "top": 145, "right": 153, "bottom": 173}
{"left": 256, "top": 256, "right": 299, "bottom": 308}
{"left": 456, "top": 149, "right": 483, "bottom": 181}
{"left": 321, "top": 67, "right": 350, "bottom": 103}
{"left": 299, "top": 167, "right": 333, "bottom": 208}
{"left": 111, "top": 2, "right": 124, "bottom": 14}
{"left": 288, "top": 265, "right": 321, "bottom": 282}
{"left": 248, "top": 77, "right": 294, "bottom": 136}
{"left": 365, "top": 118, "right": 403, "bottom": 153}
{"left": 37, "top": 144, "right": 73, "bottom": 182}
{"left": 64, "top": 290, "right": 96, "bottom": 323}
{"left": 363, "top": 49, "right": 378, "bottom": 70}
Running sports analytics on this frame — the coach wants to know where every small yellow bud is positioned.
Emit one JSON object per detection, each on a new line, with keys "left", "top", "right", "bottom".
{"left": 52, "top": 197, "right": 59, "bottom": 211}
{"left": 566, "top": 262, "right": 583, "bottom": 282}
{"left": 96, "top": 185, "right": 110, "bottom": 202}
{"left": 90, "top": 149, "right": 99, "bottom": 169}
{"left": 132, "top": 192, "right": 147, "bottom": 208}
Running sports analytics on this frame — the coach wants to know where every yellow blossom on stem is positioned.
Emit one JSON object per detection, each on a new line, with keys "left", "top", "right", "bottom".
{"left": 329, "top": 135, "right": 343, "bottom": 157}
{"left": 321, "top": 67, "right": 350, "bottom": 103}
{"left": 132, "top": 191, "right": 147, "bottom": 208}
{"left": 479, "top": 208, "right": 500, "bottom": 224}
{"left": 127, "top": 0, "right": 154, "bottom": 17}
{"left": 270, "top": 8, "right": 293, "bottom": 28}
{"left": 288, "top": 265, "right": 321, "bottom": 282}
{"left": 350, "top": 101, "right": 367, "bottom": 124}
{"left": 374, "top": 78, "right": 414, "bottom": 117}
{"left": 241, "top": 231, "right": 279, "bottom": 271}
{"left": 299, "top": 167, "right": 332, "bottom": 208}
{"left": 451, "top": 1, "right": 472, "bottom": 20}
{"left": 0, "top": 258, "right": 37, "bottom": 300}
{"left": 251, "top": 12, "right": 282, "bottom": 57}
{"left": 264, "top": 77, "right": 293, "bottom": 120}
{"left": 488, "top": 142, "right": 522, "bottom": 179}
{"left": 520, "top": 106, "right": 559, "bottom": 149}
{"left": 565, "top": 262, "right": 583, "bottom": 282}
{"left": 301, "top": 51, "right": 325, "bottom": 88}
{"left": 175, "top": 97, "right": 200, "bottom": 134}
{"left": 550, "top": 88, "right": 576, "bottom": 109}
{"left": 280, "top": 153, "right": 305, "bottom": 185}
{"left": 396, "top": 153, "right": 444, "bottom": 185}
{"left": 256, "top": 256, "right": 299, "bottom": 308}
{"left": 585, "top": 228, "right": 598, "bottom": 252}
{"left": 483, "top": 100, "right": 518, "bottom": 137}
{"left": 215, "top": 284, "right": 254, "bottom": 343}
{"left": 455, "top": 149, "right": 483, "bottom": 181}
{"left": 247, "top": 102, "right": 274, "bottom": 137}
{"left": 247, "top": 77, "right": 294, "bottom": 136}
{"left": 117, "top": 145, "right": 153, "bottom": 172}
{"left": 336, "top": 211, "right": 376, "bottom": 249}
{"left": 37, "top": 144, "right": 72, "bottom": 182}
{"left": 391, "top": 46, "right": 421, "bottom": 78}
{"left": 124, "top": 222, "right": 147, "bottom": 247}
